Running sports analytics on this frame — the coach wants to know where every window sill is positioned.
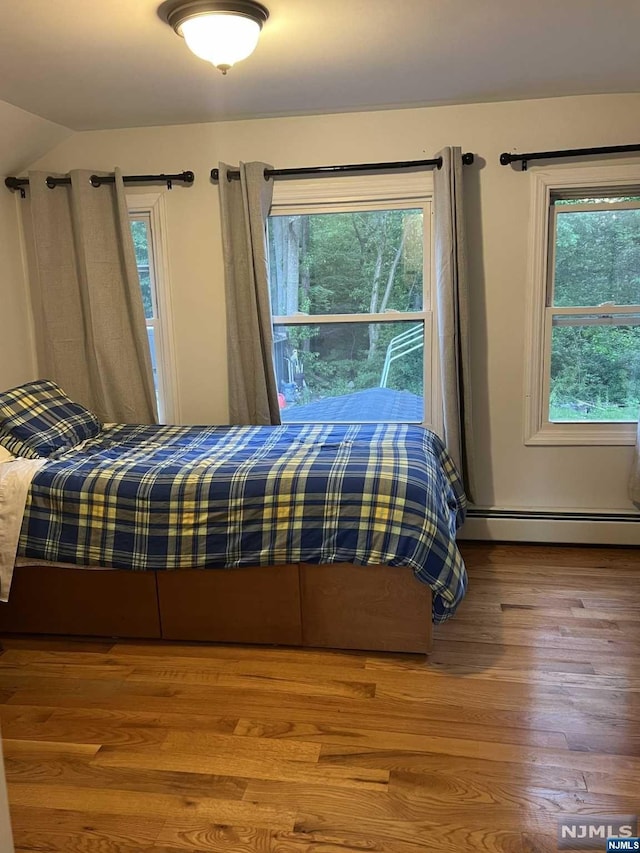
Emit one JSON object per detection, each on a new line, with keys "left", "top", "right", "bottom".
{"left": 525, "top": 422, "right": 637, "bottom": 446}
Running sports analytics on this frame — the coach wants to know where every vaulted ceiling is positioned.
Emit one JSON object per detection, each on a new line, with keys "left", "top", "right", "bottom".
{"left": 1, "top": 0, "right": 639, "bottom": 131}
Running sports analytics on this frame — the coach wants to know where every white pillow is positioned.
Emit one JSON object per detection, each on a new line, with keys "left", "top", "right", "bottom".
{"left": 0, "top": 446, "right": 15, "bottom": 463}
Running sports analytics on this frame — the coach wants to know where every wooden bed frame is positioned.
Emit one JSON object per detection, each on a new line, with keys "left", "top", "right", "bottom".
{"left": 0, "top": 562, "right": 433, "bottom": 654}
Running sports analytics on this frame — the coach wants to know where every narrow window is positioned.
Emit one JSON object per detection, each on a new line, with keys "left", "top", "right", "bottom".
{"left": 130, "top": 214, "right": 162, "bottom": 413}
{"left": 128, "top": 196, "right": 178, "bottom": 422}
{"left": 547, "top": 194, "right": 640, "bottom": 425}
{"left": 525, "top": 167, "right": 640, "bottom": 446}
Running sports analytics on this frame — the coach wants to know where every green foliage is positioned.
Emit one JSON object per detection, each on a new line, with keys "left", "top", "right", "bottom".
{"left": 550, "top": 324, "right": 640, "bottom": 420}
{"left": 554, "top": 207, "right": 640, "bottom": 307}
{"left": 292, "top": 322, "right": 423, "bottom": 402}
{"left": 268, "top": 210, "right": 424, "bottom": 406}
{"left": 550, "top": 200, "right": 640, "bottom": 421}
{"left": 130, "top": 219, "right": 153, "bottom": 319}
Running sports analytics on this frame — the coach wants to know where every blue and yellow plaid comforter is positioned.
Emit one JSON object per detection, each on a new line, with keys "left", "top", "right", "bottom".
{"left": 19, "top": 423, "right": 467, "bottom": 621}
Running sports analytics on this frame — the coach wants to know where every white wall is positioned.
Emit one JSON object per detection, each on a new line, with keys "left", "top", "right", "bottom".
{"left": 0, "top": 99, "right": 72, "bottom": 390}
{"left": 23, "top": 93, "right": 640, "bottom": 517}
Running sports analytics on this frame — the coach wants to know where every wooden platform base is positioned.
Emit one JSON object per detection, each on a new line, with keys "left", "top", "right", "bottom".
{"left": 0, "top": 562, "right": 433, "bottom": 654}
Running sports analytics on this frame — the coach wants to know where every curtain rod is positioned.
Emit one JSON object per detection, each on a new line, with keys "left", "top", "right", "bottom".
{"left": 4, "top": 171, "right": 195, "bottom": 198}
{"left": 500, "top": 143, "right": 640, "bottom": 171}
{"left": 211, "top": 153, "right": 475, "bottom": 183}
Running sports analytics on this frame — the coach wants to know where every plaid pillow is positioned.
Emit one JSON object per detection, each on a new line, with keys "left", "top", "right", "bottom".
{"left": 0, "top": 426, "right": 42, "bottom": 459}
{"left": 0, "top": 379, "right": 101, "bottom": 458}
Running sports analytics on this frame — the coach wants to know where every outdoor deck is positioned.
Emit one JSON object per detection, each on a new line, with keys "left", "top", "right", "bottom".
{"left": 280, "top": 387, "right": 423, "bottom": 423}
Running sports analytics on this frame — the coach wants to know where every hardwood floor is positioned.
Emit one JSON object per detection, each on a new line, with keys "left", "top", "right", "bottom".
{"left": 0, "top": 542, "right": 638, "bottom": 853}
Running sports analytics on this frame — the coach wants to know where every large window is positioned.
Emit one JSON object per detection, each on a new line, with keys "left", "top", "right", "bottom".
{"left": 267, "top": 174, "right": 438, "bottom": 428}
{"left": 525, "top": 166, "right": 640, "bottom": 445}
{"left": 128, "top": 193, "right": 178, "bottom": 423}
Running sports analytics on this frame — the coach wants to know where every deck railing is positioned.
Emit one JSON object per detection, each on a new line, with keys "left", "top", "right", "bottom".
{"left": 380, "top": 324, "right": 424, "bottom": 388}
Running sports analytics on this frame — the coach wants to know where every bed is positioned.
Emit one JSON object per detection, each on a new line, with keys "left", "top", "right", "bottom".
{"left": 0, "top": 380, "right": 467, "bottom": 653}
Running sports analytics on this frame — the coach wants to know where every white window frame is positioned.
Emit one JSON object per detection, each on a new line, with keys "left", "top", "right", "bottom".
{"left": 268, "top": 171, "right": 441, "bottom": 435}
{"left": 127, "top": 192, "right": 180, "bottom": 423}
{"left": 524, "top": 164, "right": 640, "bottom": 446}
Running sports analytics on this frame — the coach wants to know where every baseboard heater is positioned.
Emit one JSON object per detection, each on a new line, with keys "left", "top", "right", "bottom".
{"left": 459, "top": 506, "right": 639, "bottom": 545}
{"left": 467, "top": 507, "right": 639, "bottom": 523}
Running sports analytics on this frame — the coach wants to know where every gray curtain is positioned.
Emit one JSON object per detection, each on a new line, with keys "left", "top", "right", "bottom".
{"left": 433, "top": 147, "right": 476, "bottom": 502}
{"left": 26, "top": 168, "right": 157, "bottom": 423}
{"left": 218, "top": 161, "right": 280, "bottom": 425}
{"left": 630, "top": 419, "right": 640, "bottom": 507}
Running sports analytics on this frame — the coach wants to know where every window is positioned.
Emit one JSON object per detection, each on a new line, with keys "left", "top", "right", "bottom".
{"left": 128, "top": 194, "right": 178, "bottom": 423}
{"left": 525, "top": 166, "right": 640, "bottom": 445}
{"left": 267, "top": 173, "right": 439, "bottom": 429}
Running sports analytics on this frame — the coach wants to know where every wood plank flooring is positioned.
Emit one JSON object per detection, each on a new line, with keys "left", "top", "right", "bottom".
{"left": 0, "top": 542, "right": 639, "bottom": 852}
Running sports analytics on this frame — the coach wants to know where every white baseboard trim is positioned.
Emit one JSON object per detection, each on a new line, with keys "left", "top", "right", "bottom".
{"left": 458, "top": 507, "right": 640, "bottom": 546}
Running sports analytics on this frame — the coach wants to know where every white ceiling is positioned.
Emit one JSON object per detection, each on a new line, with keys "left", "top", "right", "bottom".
{"left": 1, "top": 0, "right": 639, "bottom": 131}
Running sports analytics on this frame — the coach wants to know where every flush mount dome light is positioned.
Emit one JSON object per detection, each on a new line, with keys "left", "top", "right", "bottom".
{"left": 166, "top": 0, "right": 269, "bottom": 74}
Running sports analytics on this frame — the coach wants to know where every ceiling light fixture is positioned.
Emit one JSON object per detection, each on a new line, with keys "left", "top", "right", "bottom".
{"left": 166, "top": 0, "right": 269, "bottom": 75}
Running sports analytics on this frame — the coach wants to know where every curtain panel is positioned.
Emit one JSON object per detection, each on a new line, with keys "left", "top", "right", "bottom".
{"left": 218, "top": 161, "right": 280, "bottom": 426}
{"left": 26, "top": 169, "right": 157, "bottom": 424}
{"left": 433, "top": 147, "right": 476, "bottom": 502}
